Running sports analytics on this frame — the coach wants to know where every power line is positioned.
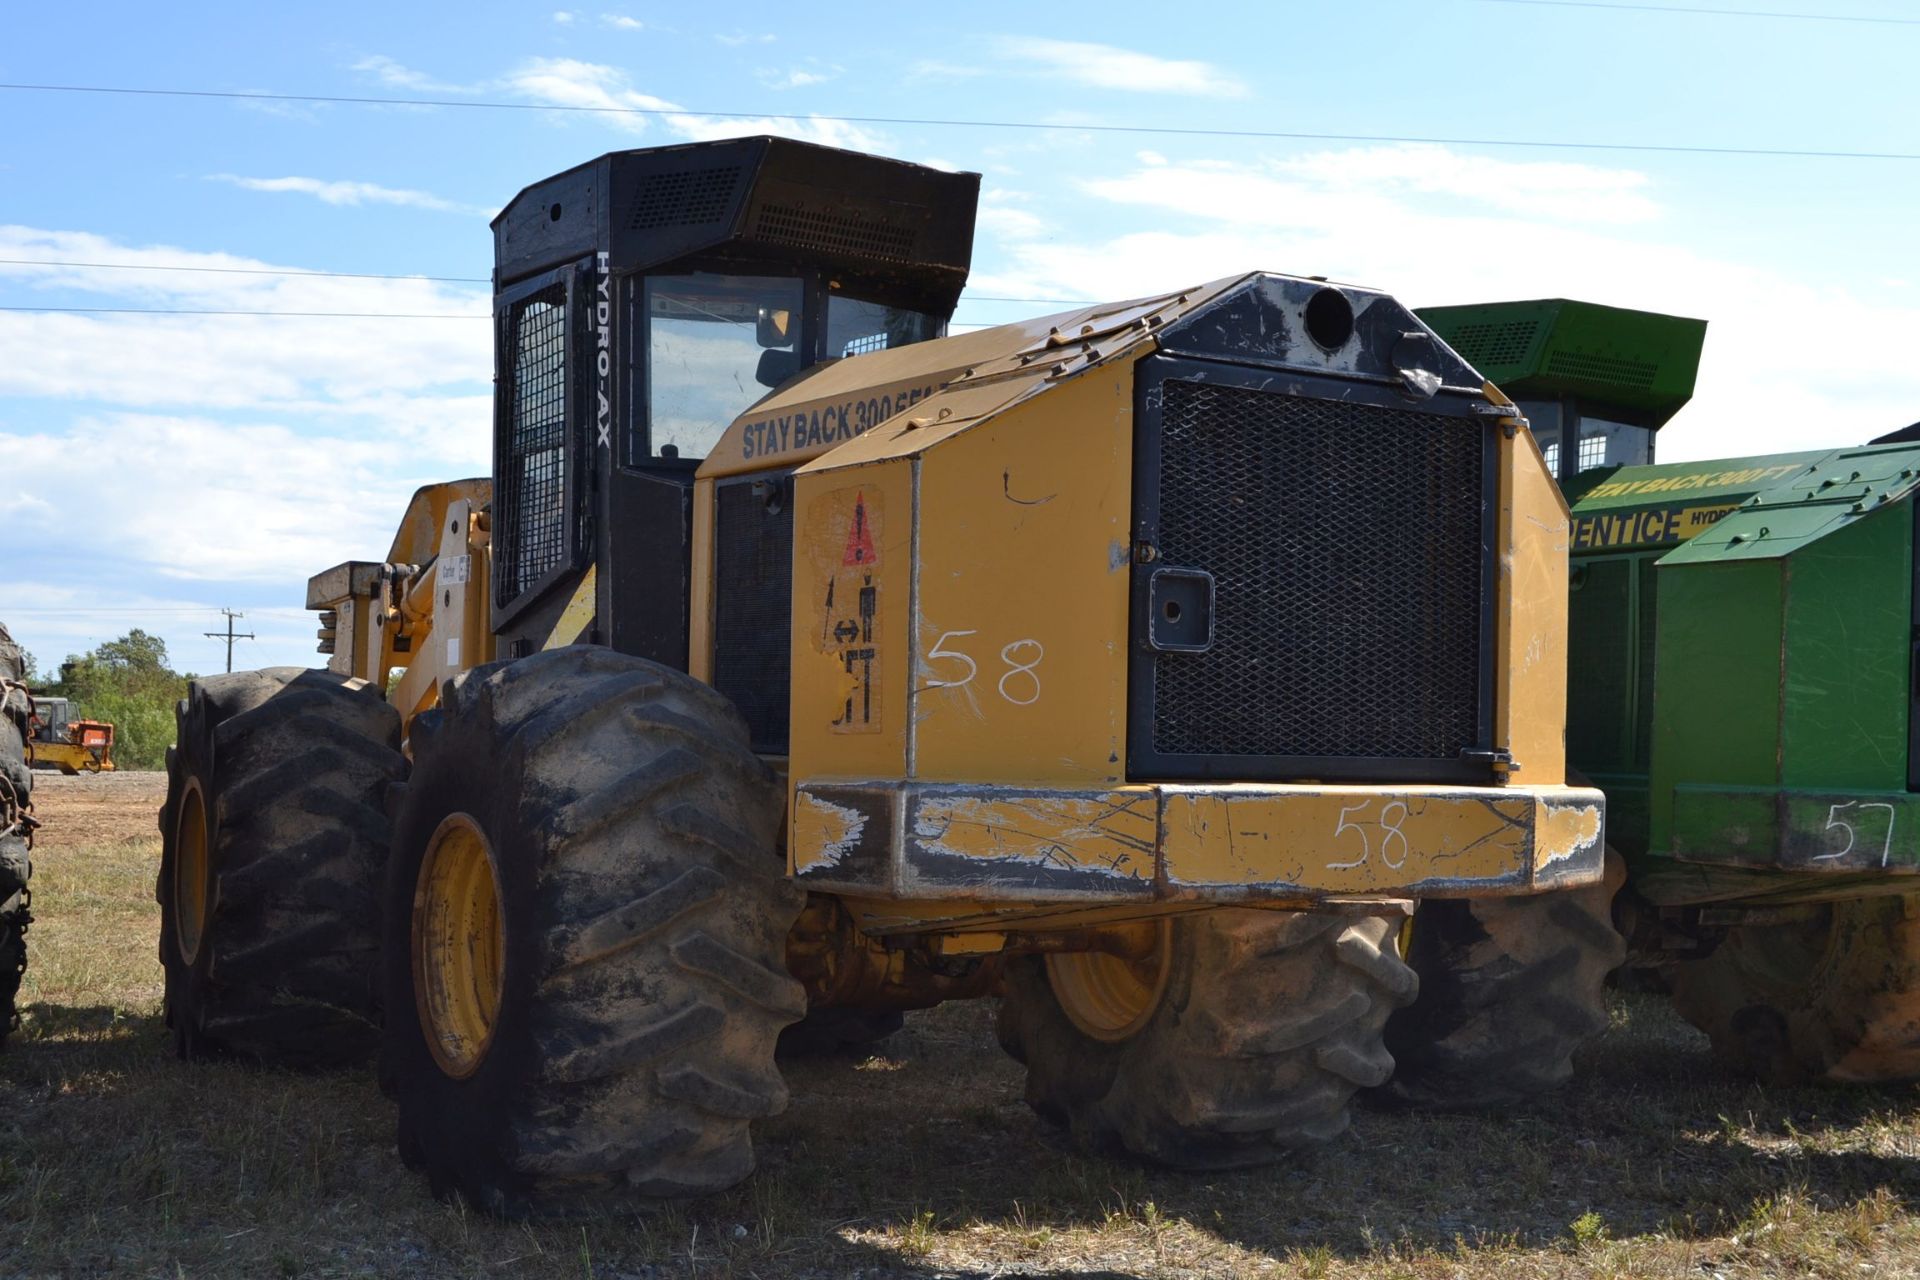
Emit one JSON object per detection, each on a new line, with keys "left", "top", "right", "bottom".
{"left": 1477, "top": 0, "right": 1920, "bottom": 22}
{"left": 0, "top": 259, "right": 1091, "bottom": 304}
{"left": 0, "top": 257, "right": 489, "bottom": 283}
{"left": 4, "top": 82, "right": 1919, "bottom": 162}
{"left": 0, "top": 305, "right": 483, "bottom": 318}
{"left": 0, "top": 607, "right": 310, "bottom": 616}
{"left": 204, "top": 609, "right": 255, "bottom": 674}
{"left": 0, "top": 303, "right": 1075, "bottom": 320}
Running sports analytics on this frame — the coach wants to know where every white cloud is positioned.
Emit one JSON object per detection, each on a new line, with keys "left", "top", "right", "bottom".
{"left": 601, "top": 13, "right": 642, "bottom": 28}
{"left": 497, "top": 57, "right": 678, "bottom": 134}
{"left": 1271, "top": 144, "right": 1659, "bottom": 225}
{"left": 552, "top": 10, "right": 576, "bottom": 23}
{"left": 977, "top": 189, "right": 1047, "bottom": 241}
{"left": 209, "top": 174, "right": 486, "bottom": 216}
{"left": 3, "top": 415, "right": 440, "bottom": 583}
{"left": 994, "top": 37, "right": 1247, "bottom": 98}
{"left": 716, "top": 31, "right": 775, "bottom": 46}
{"left": 755, "top": 66, "right": 834, "bottom": 90}
{"left": 977, "top": 147, "right": 1920, "bottom": 461}
{"left": 977, "top": 206, "right": 1047, "bottom": 240}
{"left": 501, "top": 57, "right": 885, "bottom": 150}
{"left": 0, "top": 226, "right": 489, "bottom": 436}
{"left": 349, "top": 54, "right": 475, "bottom": 94}
{"left": 1078, "top": 145, "right": 1656, "bottom": 229}
{"left": 0, "top": 580, "right": 319, "bottom": 677}
{"left": 0, "top": 227, "right": 493, "bottom": 661}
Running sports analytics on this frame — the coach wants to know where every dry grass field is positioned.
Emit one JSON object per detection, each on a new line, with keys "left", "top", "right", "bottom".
{"left": 7, "top": 772, "right": 1920, "bottom": 1278}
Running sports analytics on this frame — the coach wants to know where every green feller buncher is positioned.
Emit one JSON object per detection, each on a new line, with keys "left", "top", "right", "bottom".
{"left": 155, "top": 138, "right": 1621, "bottom": 1217}
{"left": 1425, "top": 298, "right": 1920, "bottom": 1082}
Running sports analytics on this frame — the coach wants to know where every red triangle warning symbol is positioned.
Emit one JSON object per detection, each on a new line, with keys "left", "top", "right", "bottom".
{"left": 841, "top": 492, "right": 877, "bottom": 566}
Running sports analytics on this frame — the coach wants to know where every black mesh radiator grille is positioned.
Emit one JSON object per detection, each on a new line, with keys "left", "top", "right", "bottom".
{"left": 751, "top": 202, "right": 917, "bottom": 261}
{"left": 1142, "top": 376, "right": 1487, "bottom": 770}
{"left": 495, "top": 283, "right": 569, "bottom": 607}
{"left": 713, "top": 475, "right": 794, "bottom": 754}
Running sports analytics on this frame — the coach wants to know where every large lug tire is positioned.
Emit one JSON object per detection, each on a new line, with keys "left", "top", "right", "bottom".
{"left": 1380, "top": 852, "right": 1626, "bottom": 1109}
{"left": 1, "top": 627, "right": 31, "bottom": 1046}
{"left": 381, "top": 647, "right": 807, "bottom": 1218}
{"left": 1672, "top": 894, "right": 1920, "bottom": 1083}
{"left": 995, "top": 910, "right": 1418, "bottom": 1168}
{"left": 156, "top": 667, "right": 404, "bottom": 1066}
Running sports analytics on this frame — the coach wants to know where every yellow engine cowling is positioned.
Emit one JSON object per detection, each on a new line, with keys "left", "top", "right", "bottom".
{"left": 692, "top": 272, "right": 1600, "bottom": 927}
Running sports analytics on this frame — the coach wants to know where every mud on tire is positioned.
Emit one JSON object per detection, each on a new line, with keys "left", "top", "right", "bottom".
{"left": 381, "top": 647, "right": 807, "bottom": 1217}
{"left": 1, "top": 624, "right": 32, "bottom": 1046}
{"left": 996, "top": 909, "right": 1417, "bottom": 1168}
{"left": 1673, "top": 893, "right": 1920, "bottom": 1084}
{"left": 157, "top": 667, "right": 404, "bottom": 1066}
{"left": 1381, "top": 853, "right": 1625, "bottom": 1109}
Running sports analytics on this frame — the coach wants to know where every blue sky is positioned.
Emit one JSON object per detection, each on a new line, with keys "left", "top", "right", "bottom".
{"left": 3, "top": 1, "right": 1918, "bottom": 674}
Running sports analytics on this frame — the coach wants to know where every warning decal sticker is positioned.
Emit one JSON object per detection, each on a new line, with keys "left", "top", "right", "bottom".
{"left": 841, "top": 491, "right": 878, "bottom": 567}
{"left": 811, "top": 487, "right": 883, "bottom": 734}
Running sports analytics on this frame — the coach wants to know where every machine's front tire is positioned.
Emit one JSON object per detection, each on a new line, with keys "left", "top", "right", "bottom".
{"left": 156, "top": 668, "right": 403, "bottom": 1066}
{"left": 0, "top": 634, "right": 32, "bottom": 1047}
{"left": 381, "top": 647, "right": 807, "bottom": 1217}
{"left": 996, "top": 910, "right": 1417, "bottom": 1168}
{"left": 1672, "top": 894, "right": 1920, "bottom": 1083}
{"left": 1379, "top": 853, "right": 1626, "bottom": 1108}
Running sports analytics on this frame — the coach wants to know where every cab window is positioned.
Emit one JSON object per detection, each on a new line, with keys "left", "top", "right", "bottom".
{"left": 825, "top": 295, "right": 943, "bottom": 358}
{"left": 644, "top": 273, "right": 806, "bottom": 461}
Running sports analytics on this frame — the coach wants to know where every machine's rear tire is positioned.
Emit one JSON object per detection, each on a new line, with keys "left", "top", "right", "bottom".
{"left": 381, "top": 647, "right": 807, "bottom": 1217}
{"left": 1379, "top": 853, "right": 1626, "bottom": 1108}
{"left": 995, "top": 910, "right": 1417, "bottom": 1168}
{"left": 0, "top": 626, "right": 32, "bottom": 1047}
{"left": 157, "top": 668, "right": 403, "bottom": 1066}
{"left": 1672, "top": 894, "right": 1920, "bottom": 1083}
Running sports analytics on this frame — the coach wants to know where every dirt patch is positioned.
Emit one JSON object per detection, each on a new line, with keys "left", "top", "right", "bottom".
{"left": 26, "top": 769, "right": 168, "bottom": 848}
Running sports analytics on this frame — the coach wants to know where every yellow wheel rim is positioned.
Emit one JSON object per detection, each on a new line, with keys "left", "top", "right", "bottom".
{"left": 173, "top": 779, "right": 210, "bottom": 965}
{"left": 413, "top": 814, "right": 505, "bottom": 1079}
{"left": 1046, "top": 920, "right": 1172, "bottom": 1043}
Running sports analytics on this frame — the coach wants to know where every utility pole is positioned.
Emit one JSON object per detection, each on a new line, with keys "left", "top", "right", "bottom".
{"left": 204, "top": 609, "right": 256, "bottom": 674}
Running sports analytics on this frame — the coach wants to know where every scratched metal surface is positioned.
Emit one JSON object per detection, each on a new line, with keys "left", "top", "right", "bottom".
{"left": 792, "top": 781, "right": 1605, "bottom": 908}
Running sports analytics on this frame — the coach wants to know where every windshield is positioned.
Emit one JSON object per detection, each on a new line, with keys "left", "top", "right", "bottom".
{"left": 826, "top": 295, "right": 944, "bottom": 358}
{"left": 645, "top": 274, "right": 805, "bottom": 461}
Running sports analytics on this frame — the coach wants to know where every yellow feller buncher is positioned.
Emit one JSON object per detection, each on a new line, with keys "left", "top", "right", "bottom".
{"left": 157, "top": 138, "right": 1620, "bottom": 1215}
{"left": 26, "top": 697, "right": 115, "bottom": 775}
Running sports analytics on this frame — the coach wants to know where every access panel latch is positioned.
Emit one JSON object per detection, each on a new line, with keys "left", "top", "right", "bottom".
{"left": 1147, "top": 567, "right": 1215, "bottom": 653}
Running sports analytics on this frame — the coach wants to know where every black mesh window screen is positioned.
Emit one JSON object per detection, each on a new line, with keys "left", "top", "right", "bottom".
{"left": 496, "top": 284, "right": 569, "bottom": 607}
{"left": 1140, "top": 375, "right": 1488, "bottom": 774}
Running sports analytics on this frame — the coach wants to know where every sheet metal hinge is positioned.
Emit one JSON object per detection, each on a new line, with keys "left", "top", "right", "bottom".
{"left": 1460, "top": 747, "right": 1519, "bottom": 777}
{"left": 1471, "top": 401, "right": 1529, "bottom": 436}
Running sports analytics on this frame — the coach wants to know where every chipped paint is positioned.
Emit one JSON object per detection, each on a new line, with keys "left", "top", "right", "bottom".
{"left": 912, "top": 792, "right": 1155, "bottom": 882}
{"left": 790, "top": 779, "right": 1607, "bottom": 905}
{"left": 1162, "top": 787, "right": 1553, "bottom": 893}
{"left": 1538, "top": 802, "right": 1604, "bottom": 867}
{"left": 792, "top": 790, "right": 874, "bottom": 877}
